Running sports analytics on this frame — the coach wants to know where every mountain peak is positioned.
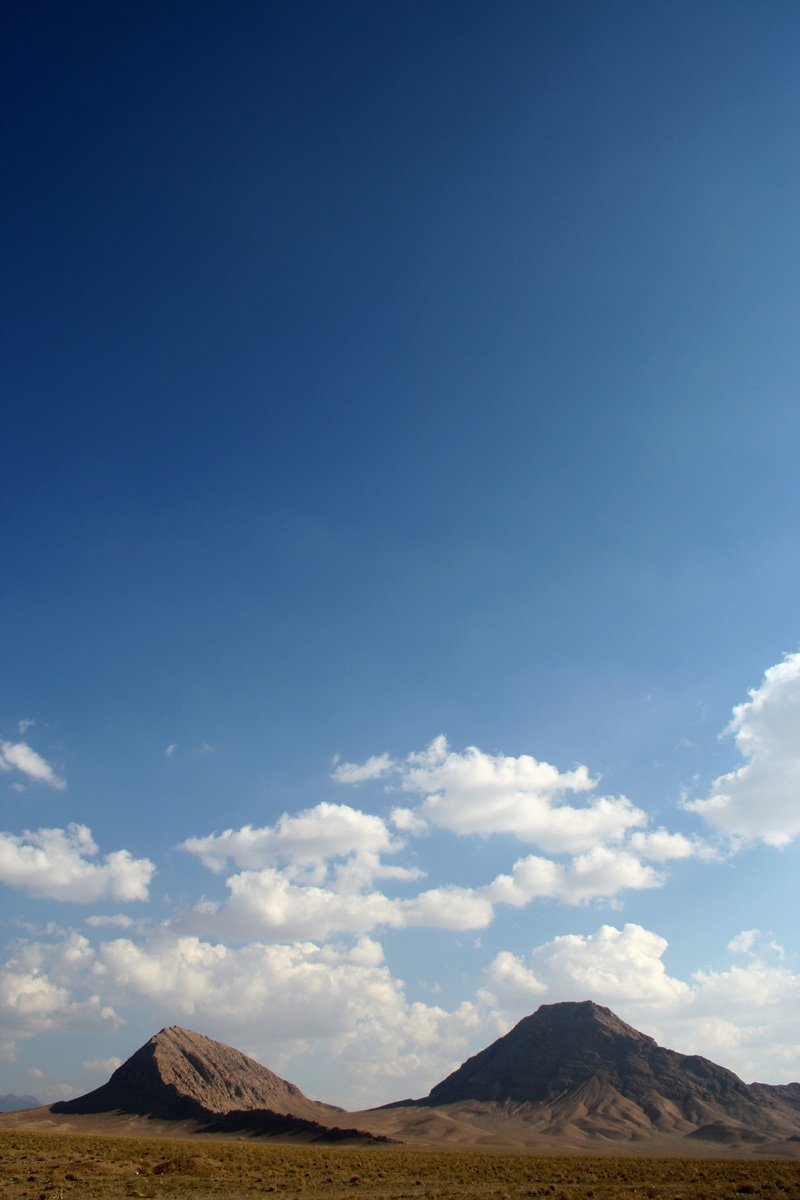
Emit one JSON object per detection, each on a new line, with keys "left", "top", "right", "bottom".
{"left": 424, "top": 1000, "right": 732, "bottom": 1111}
{"left": 520, "top": 1000, "right": 655, "bottom": 1043}
{"left": 52, "top": 1025, "right": 339, "bottom": 1122}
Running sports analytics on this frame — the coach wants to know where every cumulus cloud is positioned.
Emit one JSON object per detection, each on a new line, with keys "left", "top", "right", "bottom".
{"left": 526, "top": 923, "right": 689, "bottom": 1008}
{"left": 0, "top": 740, "right": 65, "bottom": 790}
{"left": 488, "top": 847, "right": 662, "bottom": 907}
{"left": 390, "top": 806, "right": 430, "bottom": 835}
{"left": 177, "top": 734, "right": 714, "bottom": 945}
{"left": 0, "top": 824, "right": 155, "bottom": 902}
{"left": 337, "top": 735, "right": 646, "bottom": 853}
{"left": 684, "top": 653, "right": 800, "bottom": 846}
{"left": 181, "top": 802, "right": 405, "bottom": 882}
{"left": 0, "top": 937, "right": 121, "bottom": 1056}
{"left": 204, "top": 869, "right": 400, "bottom": 940}
{"left": 176, "top": 868, "right": 497, "bottom": 942}
{"left": 15, "top": 929, "right": 485, "bottom": 1105}
{"left": 178, "top": 834, "right": 672, "bottom": 942}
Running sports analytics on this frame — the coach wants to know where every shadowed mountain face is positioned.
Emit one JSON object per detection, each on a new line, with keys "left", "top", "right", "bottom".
{"left": 51, "top": 1026, "right": 340, "bottom": 1123}
{"left": 415, "top": 1001, "right": 800, "bottom": 1142}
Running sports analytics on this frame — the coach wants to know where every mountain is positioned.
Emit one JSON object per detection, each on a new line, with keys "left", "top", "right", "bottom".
{"left": 0, "top": 1093, "right": 40, "bottom": 1112}
{"left": 392, "top": 1001, "right": 800, "bottom": 1147}
{"left": 52, "top": 1026, "right": 336, "bottom": 1121}
{"left": 48, "top": 1024, "right": 390, "bottom": 1145}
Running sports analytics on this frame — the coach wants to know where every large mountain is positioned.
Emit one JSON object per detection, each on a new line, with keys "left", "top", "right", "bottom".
{"left": 392, "top": 1001, "right": 800, "bottom": 1147}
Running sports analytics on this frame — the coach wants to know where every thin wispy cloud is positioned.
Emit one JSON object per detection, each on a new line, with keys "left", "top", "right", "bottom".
{"left": 0, "top": 741, "right": 66, "bottom": 790}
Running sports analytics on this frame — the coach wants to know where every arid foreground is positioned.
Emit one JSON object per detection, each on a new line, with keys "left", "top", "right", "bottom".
{"left": 1, "top": 1131, "right": 799, "bottom": 1200}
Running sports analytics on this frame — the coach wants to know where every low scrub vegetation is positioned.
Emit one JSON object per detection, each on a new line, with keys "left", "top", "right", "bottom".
{"left": 1, "top": 1131, "right": 798, "bottom": 1200}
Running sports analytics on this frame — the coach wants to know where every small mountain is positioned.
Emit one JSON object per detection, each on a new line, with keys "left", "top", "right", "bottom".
{"left": 51, "top": 1026, "right": 341, "bottom": 1124}
{"left": 408, "top": 1001, "right": 800, "bottom": 1144}
{"left": 0, "top": 1093, "right": 40, "bottom": 1112}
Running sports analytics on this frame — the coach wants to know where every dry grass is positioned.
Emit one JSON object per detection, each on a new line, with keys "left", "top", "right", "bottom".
{"left": 1, "top": 1130, "right": 798, "bottom": 1200}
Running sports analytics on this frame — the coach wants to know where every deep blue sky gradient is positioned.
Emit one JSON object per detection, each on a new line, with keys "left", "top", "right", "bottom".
{"left": 1, "top": 1, "right": 798, "bottom": 1102}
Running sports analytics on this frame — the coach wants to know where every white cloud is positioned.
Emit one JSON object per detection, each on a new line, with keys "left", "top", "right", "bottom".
{"left": 390, "top": 806, "right": 430, "bottom": 835}
{"left": 0, "top": 937, "right": 121, "bottom": 1056}
{"left": 331, "top": 753, "right": 395, "bottom": 784}
{"left": 338, "top": 735, "right": 645, "bottom": 854}
{"left": 728, "top": 929, "right": 760, "bottom": 955}
{"left": 480, "top": 950, "right": 547, "bottom": 1008}
{"left": 178, "top": 794, "right": 677, "bottom": 943}
{"left": 206, "top": 869, "right": 401, "bottom": 940}
{"left": 684, "top": 652, "right": 800, "bottom": 846}
{"left": 0, "top": 740, "right": 65, "bottom": 790}
{"left": 182, "top": 838, "right": 668, "bottom": 943}
{"left": 692, "top": 958, "right": 800, "bottom": 1012}
{"left": 488, "top": 847, "right": 662, "bottom": 907}
{"left": 19, "top": 930, "right": 487, "bottom": 1106}
{"left": 177, "top": 868, "right": 496, "bottom": 942}
{"left": 399, "top": 885, "right": 496, "bottom": 931}
{"left": 532, "top": 923, "right": 691, "bottom": 1007}
{"left": 181, "top": 802, "right": 402, "bottom": 880}
{"left": 0, "top": 824, "right": 155, "bottom": 902}
{"left": 628, "top": 829, "right": 710, "bottom": 861}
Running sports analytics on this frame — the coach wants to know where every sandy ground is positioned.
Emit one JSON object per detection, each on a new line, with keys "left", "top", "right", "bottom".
{"left": 2, "top": 1103, "right": 799, "bottom": 1160}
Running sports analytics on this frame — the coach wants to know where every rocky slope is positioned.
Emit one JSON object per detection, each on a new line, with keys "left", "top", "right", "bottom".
{"left": 401, "top": 1001, "right": 800, "bottom": 1145}
{"left": 51, "top": 1026, "right": 342, "bottom": 1124}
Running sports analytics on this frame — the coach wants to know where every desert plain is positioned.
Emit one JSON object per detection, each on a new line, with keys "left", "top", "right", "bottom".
{"left": 2, "top": 1129, "right": 800, "bottom": 1200}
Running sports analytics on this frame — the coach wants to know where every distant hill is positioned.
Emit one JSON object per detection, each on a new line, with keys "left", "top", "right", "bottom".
{"left": 0, "top": 1093, "right": 40, "bottom": 1112}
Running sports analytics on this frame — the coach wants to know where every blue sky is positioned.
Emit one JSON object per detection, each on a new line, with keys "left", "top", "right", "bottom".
{"left": 1, "top": 0, "right": 798, "bottom": 1108}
